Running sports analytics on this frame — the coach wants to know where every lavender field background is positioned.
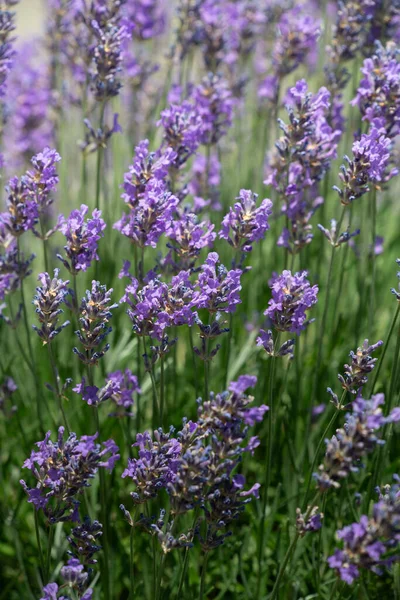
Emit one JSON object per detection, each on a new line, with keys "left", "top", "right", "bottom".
{"left": 1, "top": 1, "right": 400, "bottom": 599}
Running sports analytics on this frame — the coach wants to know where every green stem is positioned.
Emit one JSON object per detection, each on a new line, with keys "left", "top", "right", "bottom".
{"left": 370, "top": 303, "right": 400, "bottom": 394}
{"left": 94, "top": 407, "right": 111, "bottom": 600}
{"left": 130, "top": 523, "right": 136, "bottom": 600}
{"left": 34, "top": 509, "right": 45, "bottom": 582}
{"left": 189, "top": 328, "right": 199, "bottom": 399}
{"left": 39, "top": 216, "right": 49, "bottom": 273}
{"left": 177, "top": 546, "right": 191, "bottom": 598}
{"left": 48, "top": 344, "right": 70, "bottom": 433}
{"left": 45, "top": 525, "right": 55, "bottom": 583}
{"left": 199, "top": 551, "right": 210, "bottom": 600}
{"left": 160, "top": 354, "right": 165, "bottom": 426}
{"left": 257, "top": 334, "right": 280, "bottom": 597}
{"left": 369, "top": 188, "right": 377, "bottom": 334}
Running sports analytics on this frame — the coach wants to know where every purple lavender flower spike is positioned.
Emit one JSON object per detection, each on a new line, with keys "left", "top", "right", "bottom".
{"left": 73, "top": 281, "right": 117, "bottom": 366}
{"left": 32, "top": 269, "right": 70, "bottom": 343}
{"left": 23, "top": 148, "right": 61, "bottom": 212}
{"left": 265, "top": 270, "right": 318, "bottom": 334}
{"left": 106, "top": 369, "right": 141, "bottom": 409}
{"left": 219, "top": 189, "right": 273, "bottom": 253}
{"left": 40, "top": 583, "right": 59, "bottom": 600}
{"left": 194, "top": 252, "right": 243, "bottom": 314}
{"left": 158, "top": 100, "right": 203, "bottom": 168}
{"left": 296, "top": 506, "right": 323, "bottom": 536}
{"left": 193, "top": 73, "right": 234, "bottom": 146}
{"left": 328, "top": 477, "right": 400, "bottom": 584}
{"left": 58, "top": 205, "right": 106, "bottom": 274}
{"left": 0, "top": 1, "right": 19, "bottom": 99}
{"left": 337, "top": 339, "right": 383, "bottom": 395}
{"left": 20, "top": 427, "right": 119, "bottom": 522}
{"left": 166, "top": 209, "right": 216, "bottom": 270}
{"left": 315, "top": 394, "right": 398, "bottom": 491}
{"left": 124, "top": 0, "right": 166, "bottom": 41}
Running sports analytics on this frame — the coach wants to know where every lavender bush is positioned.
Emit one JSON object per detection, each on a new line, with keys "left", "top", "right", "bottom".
{"left": 1, "top": 1, "right": 400, "bottom": 599}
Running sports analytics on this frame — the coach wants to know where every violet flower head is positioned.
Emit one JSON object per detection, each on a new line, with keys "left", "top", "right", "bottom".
{"left": 195, "top": 252, "right": 243, "bottom": 314}
{"left": 124, "top": 0, "right": 166, "bottom": 40}
{"left": 296, "top": 506, "right": 323, "bottom": 536}
{"left": 5, "top": 45, "right": 54, "bottom": 168}
{"left": 114, "top": 180, "right": 178, "bottom": 248}
{"left": 20, "top": 426, "right": 119, "bottom": 522}
{"left": 391, "top": 258, "right": 400, "bottom": 301}
{"left": 58, "top": 205, "right": 106, "bottom": 274}
{"left": 193, "top": 72, "right": 234, "bottom": 146}
{"left": 334, "top": 127, "right": 394, "bottom": 206}
{"left": 0, "top": 1, "right": 18, "bottom": 98}
{"left": 272, "top": 7, "right": 320, "bottom": 78}
{"left": 106, "top": 369, "right": 141, "bottom": 409}
{"left": 67, "top": 516, "right": 103, "bottom": 566}
{"left": 219, "top": 189, "right": 273, "bottom": 252}
{"left": 32, "top": 269, "right": 70, "bottom": 344}
{"left": 121, "top": 429, "right": 182, "bottom": 505}
{"left": 158, "top": 100, "right": 203, "bottom": 168}
{"left": 73, "top": 281, "right": 117, "bottom": 366}
{"left": 318, "top": 219, "right": 360, "bottom": 248}
{"left": 0, "top": 220, "right": 34, "bottom": 300}
{"left": 61, "top": 557, "right": 88, "bottom": 589}
{"left": 166, "top": 209, "right": 216, "bottom": 270}
{"left": 89, "top": 17, "right": 127, "bottom": 101}
{"left": 337, "top": 339, "right": 383, "bottom": 395}
{"left": 328, "top": 478, "right": 400, "bottom": 584}
{"left": 23, "top": 147, "right": 61, "bottom": 213}
{"left": 256, "top": 328, "right": 295, "bottom": 358}
{"left": 1, "top": 176, "right": 38, "bottom": 237}
{"left": 352, "top": 41, "right": 400, "bottom": 138}
{"left": 265, "top": 270, "right": 318, "bottom": 334}
{"left": 121, "top": 140, "right": 176, "bottom": 209}
{"left": 315, "top": 394, "right": 400, "bottom": 491}
{"left": 73, "top": 376, "right": 120, "bottom": 407}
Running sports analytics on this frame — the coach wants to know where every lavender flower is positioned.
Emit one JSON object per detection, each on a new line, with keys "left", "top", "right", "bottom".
{"left": 391, "top": 258, "right": 400, "bottom": 301}
{"left": 352, "top": 42, "right": 400, "bottom": 138}
{"left": 121, "top": 429, "right": 181, "bottom": 505}
{"left": 265, "top": 270, "right": 318, "bottom": 334}
{"left": 124, "top": 0, "right": 166, "bottom": 40}
{"left": 23, "top": 147, "right": 61, "bottom": 213}
{"left": 1, "top": 176, "right": 38, "bottom": 237}
{"left": 73, "top": 377, "right": 119, "bottom": 407}
{"left": 194, "top": 252, "right": 243, "bottom": 314}
{"left": 256, "top": 328, "right": 295, "bottom": 358}
{"left": 0, "top": 1, "right": 18, "bottom": 98}
{"left": 193, "top": 73, "right": 234, "bottom": 146}
{"left": 315, "top": 395, "right": 400, "bottom": 491}
{"left": 337, "top": 339, "right": 383, "bottom": 395}
{"left": 166, "top": 209, "right": 216, "bottom": 270}
{"left": 318, "top": 219, "right": 360, "bottom": 247}
{"left": 58, "top": 205, "right": 106, "bottom": 274}
{"left": 296, "top": 506, "right": 323, "bottom": 536}
{"left": 0, "top": 220, "right": 34, "bottom": 301}
{"left": 334, "top": 127, "right": 394, "bottom": 205}
{"left": 219, "top": 189, "right": 272, "bottom": 253}
{"left": 73, "top": 281, "right": 117, "bottom": 366}
{"left": 106, "top": 369, "right": 141, "bottom": 409}
{"left": 114, "top": 181, "right": 178, "bottom": 248}
{"left": 32, "top": 269, "right": 70, "bottom": 344}
{"left": 158, "top": 100, "right": 203, "bottom": 168}
{"left": 89, "top": 19, "right": 126, "bottom": 101}
{"left": 67, "top": 516, "right": 103, "bottom": 566}
{"left": 20, "top": 426, "right": 119, "bottom": 522}
{"left": 328, "top": 478, "right": 400, "bottom": 584}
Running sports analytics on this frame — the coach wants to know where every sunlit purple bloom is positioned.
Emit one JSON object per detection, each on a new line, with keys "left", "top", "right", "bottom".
{"left": 20, "top": 427, "right": 119, "bottom": 522}
{"left": 265, "top": 270, "right": 318, "bottom": 334}
{"left": 106, "top": 369, "right": 141, "bottom": 409}
{"left": 194, "top": 252, "right": 243, "bottom": 314}
{"left": 158, "top": 100, "right": 203, "bottom": 167}
{"left": 166, "top": 210, "right": 216, "bottom": 269}
{"left": 32, "top": 269, "right": 70, "bottom": 343}
{"left": 124, "top": 0, "right": 166, "bottom": 40}
{"left": 58, "top": 205, "right": 106, "bottom": 274}
{"left": 219, "top": 189, "right": 272, "bottom": 252}
{"left": 193, "top": 73, "right": 234, "bottom": 146}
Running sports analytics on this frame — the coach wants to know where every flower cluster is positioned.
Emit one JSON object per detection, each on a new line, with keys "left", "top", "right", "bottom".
{"left": 73, "top": 281, "right": 117, "bottom": 366}
{"left": 265, "top": 80, "right": 340, "bottom": 253}
{"left": 296, "top": 506, "right": 323, "bottom": 536}
{"left": 314, "top": 395, "right": 400, "bottom": 491}
{"left": 58, "top": 205, "right": 106, "bottom": 274}
{"left": 122, "top": 376, "right": 265, "bottom": 551}
{"left": 166, "top": 209, "right": 216, "bottom": 271}
{"left": 67, "top": 516, "right": 103, "bottom": 567}
{"left": 32, "top": 269, "right": 70, "bottom": 344}
{"left": 195, "top": 252, "right": 243, "bottom": 314}
{"left": 20, "top": 427, "right": 119, "bottom": 522}
{"left": 328, "top": 478, "right": 400, "bottom": 584}
{"left": 352, "top": 41, "right": 400, "bottom": 138}
{"left": 334, "top": 127, "right": 395, "bottom": 205}
{"left": 264, "top": 270, "right": 318, "bottom": 334}
{"left": 219, "top": 189, "right": 273, "bottom": 253}
{"left": 336, "top": 339, "right": 383, "bottom": 396}
{"left": 193, "top": 72, "right": 234, "bottom": 146}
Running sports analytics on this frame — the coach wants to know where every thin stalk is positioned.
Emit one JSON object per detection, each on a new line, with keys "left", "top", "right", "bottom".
{"left": 45, "top": 525, "right": 55, "bottom": 582}
{"left": 129, "top": 521, "right": 137, "bottom": 600}
{"left": 369, "top": 188, "right": 377, "bottom": 334}
{"left": 225, "top": 313, "right": 234, "bottom": 387}
{"left": 177, "top": 546, "right": 191, "bottom": 598}
{"left": 48, "top": 344, "right": 70, "bottom": 433}
{"left": 269, "top": 493, "right": 320, "bottom": 600}
{"left": 94, "top": 407, "right": 111, "bottom": 600}
{"left": 199, "top": 551, "right": 210, "bottom": 600}
{"left": 370, "top": 303, "right": 400, "bottom": 394}
{"left": 143, "top": 336, "right": 159, "bottom": 428}
{"left": 311, "top": 206, "right": 346, "bottom": 407}
{"left": 34, "top": 509, "right": 45, "bottom": 582}
{"left": 136, "top": 337, "right": 142, "bottom": 431}
{"left": 189, "top": 328, "right": 199, "bottom": 399}
{"left": 301, "top": 401, "right": 343, "bottom": 512}
{"left": 39, "top": 216, "right": 49, "bottom": 273}
{"left": 160, "top": 354, "right": 165, "bottom": 426}
{"left": 257, "top": 334, "right": 280, "bottom": 597}
{"left": 95, "top": 102, "right": 106, "bottom": 212}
